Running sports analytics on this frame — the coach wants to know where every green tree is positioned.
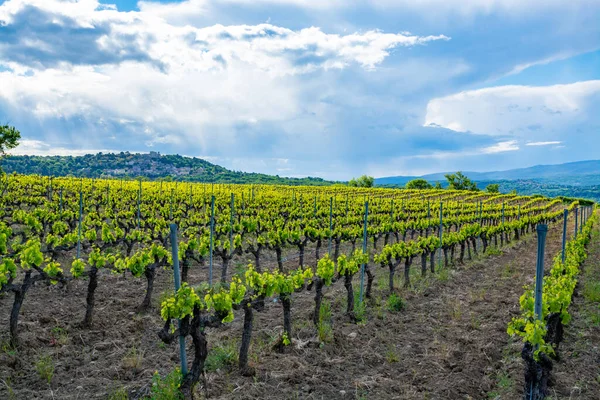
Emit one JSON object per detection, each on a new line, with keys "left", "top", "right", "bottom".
{"left": 434, "top": 181, "right": 443, "bottom": 189}
{"left": 444, "top": 171, "right": 478, "bottom": 191}
{"left": 0, "top": 124, "right": 20, "bottom": 157}
{"left": 0, "top": 124, "right": 21, "bottom": 173}
{"left": 486, "top": 183, "right": 500, "bottom": 193}
{"left": 348, "top": 175, "right": 374, "bottom": 188}
{"left": 405, "top": 179, "right": 432, "bottom": 189}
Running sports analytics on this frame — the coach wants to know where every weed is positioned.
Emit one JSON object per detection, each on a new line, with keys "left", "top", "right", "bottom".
{"left": 35, "top": 354, "right": 54, "bottom": 384}
{"left": 1, "top": 339, "right": 17, "bottom": 357}
{"left": 485, "top": 247, "right": 502, "bottom": 257}
{"left": 588, "top": 308, "right": 600, "bottom": 327}
{"left": 438, "top": 267, "right": 450, "bottom": 282}
{"left": 469, "top": 314, "right": 481, "bottom": 330}
{"left": 0, "top": 378, "right": 16, "bottom": 400}
{"left": 385, "top": 346, "right": 399, "bottom": 363}
{"left": 472, "top": 287, "right": 487, "bottom": 301}
{"left": 108, "top": 386, "right": 129, "bottom": 400}
{"left": 450, "top": 301, "right": 462, "bottom": 320}
{"left": 376, "top": 274, "right": 387, "bottom": 292}
{"left": 502, "top": 261, "right": 515, "bottom": 278}
{"left": 386, "top": 293, "right": 404, "bottom": 312}
{"left": 122, "top": 346, "right": 144, "bottom": 370}
{"left": 497, "top": 371, "right": 513, "bottom": 390}
{"left": 50, "top": 326, "right": 69, "bottom": 346}
{"left": 318, "top": 300, "right": 334, "bottom": 343}
{"left": 583, "top": 281, "right": 600, "bottom": 302}
{"left": 151, "top": 368, "right": 183, "bottom": 400}
{"left": 205, "top": 342, "right": 238, "bottom": 372}
{"left": 353, "top": 290, "right": 367, "bottom": 324}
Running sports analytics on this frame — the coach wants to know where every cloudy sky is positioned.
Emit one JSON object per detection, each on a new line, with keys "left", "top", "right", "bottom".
{"left": 0, "top": 0, "right": 599, "bottom": 180}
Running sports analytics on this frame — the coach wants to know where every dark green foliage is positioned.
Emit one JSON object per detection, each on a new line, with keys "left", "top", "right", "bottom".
{"left": 0, "top": 125, "right": 20, "bottom": 156}
{"left": 445, "top": 171, "right": 479, "bottom": 191}
{"left": 0, "top": 151, "right": 336, "bottom": 186}
{"left": 348, "top": 175, "right": 374, "bottom": 188}
{"left": 486, "top": 183, "right": 500, "bottom": 193}
{"left": 406, "top": 178, "right": 433, "bottom": 189}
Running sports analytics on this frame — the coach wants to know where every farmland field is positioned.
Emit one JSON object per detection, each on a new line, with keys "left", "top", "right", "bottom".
{"left": 0, "top": 175, "right": 596, "bottom": 399}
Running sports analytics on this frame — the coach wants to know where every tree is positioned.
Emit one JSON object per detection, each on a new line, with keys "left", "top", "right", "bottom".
{"left": 0, "top": 124, "right": 20, "bottom": 157}
{"left": 0, "top": 124, "right": 20, "bottom": 174}
{"left": 348, "top": 175, "right": 374, "bottom": 188}
{"left": 406, "top": 179, "right": 432, "bottom": 190}
{"left": 434, "top": 181, "right": 443, "bottom": 189}
{"left": 444, "top": 171, "right": 478, "bottom": 191}
{"left": 486, "top": 183, "right": 500, "bottom": 193}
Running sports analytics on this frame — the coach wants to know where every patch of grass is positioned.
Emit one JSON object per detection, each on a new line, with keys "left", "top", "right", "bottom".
{"left": 292, "top": 318, "right": 310, "bottom": 332}
{"left": 386, "top": 293, "right": 404, "bottom": 312}
{"left": 51, "top": 326, "right": 69, "bottom": 346}
{"left": 0, "top": 378, "right": 16, "bottom": 400}
{"left": 205, "top": 342, "right": 238, "bottom": 372}
{"left": 450, "top": 301, "right": 462, "bottom": 321}
{"left": 353, "top": 290, "right": 367, "bottom": 324}
{"left": 355, "top": 388, "right": 369, "bottom": 400}
{"left": 588, "top": 307, "right": 600, "bottom": 327}
{"left": 0, "top": 339, "right": 17, "bottom": 357}
{"left": 438, "top": 267, "right": 450, "bottom": 282}
{"left": 497, "top": 371, "right": 513, "bottom": 391}
{"left": 385, "top": 346, "right": 399, "bottom": 363}
{"left": 107, "top": 386, "right": 129, "bottom": 400}
{"left": 472, "top": 287, "right": 487, "bottom": 301}
{"left": 409, "top": 272, "right": 434, "bottom": 295}
{"left": 35, "top": 354, "right": 54, "bottom": 384}
{"left": 583, "top": 281, "right": 600, "bottom": 303}
{"left": 376, "top": 274, "right": 387, "bottom": 292}
{"left": 485, "top": 247, "right": 502, "bottom": 257}
{"left": 151, "top": 368, "right": 183, "bottom": 400}
{"left": 122, "top": 346, "right": 144, "bottom": 371}
{"left": 318, "top": 300, "right": 334, "bottom": 343}
{"left": 502, "top": 261, "right": 516, "bottom": 278}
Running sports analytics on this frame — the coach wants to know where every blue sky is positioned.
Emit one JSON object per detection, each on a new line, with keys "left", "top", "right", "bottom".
{"left": 0, "top": 0, "right": 599, "bottom": 180}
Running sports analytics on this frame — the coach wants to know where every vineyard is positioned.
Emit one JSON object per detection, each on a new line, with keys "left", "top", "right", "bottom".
{"left": 0, "top": 175, "right": 596, "bottom": 399}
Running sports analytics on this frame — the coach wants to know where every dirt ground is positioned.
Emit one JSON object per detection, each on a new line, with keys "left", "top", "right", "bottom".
{"left": 0, "top": 214, "right": 590, "bottom": 400}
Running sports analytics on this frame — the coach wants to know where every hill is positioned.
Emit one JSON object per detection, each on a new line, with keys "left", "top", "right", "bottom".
{"left": 0, "top": 152, "right": 336, "bottom": 186}
{"left": 375, "top": 160, "right": 600, "bottom": 186}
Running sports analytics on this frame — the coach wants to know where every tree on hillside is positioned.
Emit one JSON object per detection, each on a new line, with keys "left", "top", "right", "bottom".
{"left": 0, "top": 124, "right": 20, "bottom": 173}
{"left": 348, "top": 175, "right": 375, "bottom": 188}
{"left": 406, "top": 178, "right": 432, "bottom": 189}
{"left": 434, "top": 182, "right": 443, "bottom": 189}
{"left": 486, "top": 183, "right": 500, "bottom": 193}
{"left": 444, "top": 171, "right": 478, "bottom": 191}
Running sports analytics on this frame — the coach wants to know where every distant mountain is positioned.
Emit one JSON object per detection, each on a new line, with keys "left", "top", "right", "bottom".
{"left": 376, "top": 160, "right": 600, "bottom": 187}
{"left": 0, "top": 152, "right": 336, "bottom": 186}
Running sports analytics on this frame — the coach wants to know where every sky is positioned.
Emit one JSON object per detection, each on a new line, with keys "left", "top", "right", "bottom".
{"left": 0, "top": 0, "right": 599, "bottom": 180}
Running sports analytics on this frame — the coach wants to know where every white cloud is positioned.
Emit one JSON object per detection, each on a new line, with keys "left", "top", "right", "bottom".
{"left": 424, "top": 80, "right": 600, "bottom": 138}
{"left": 8, "top": 139, "right": 114, "bottom": 156}
{"left": 385, "top": 140, "right": 519, "bottom": 161}
{"left": 0, "top": 0, "right": 448, "bottom": 150}
{"left": 525, "top": 141, "right": 562, "bottom": 146}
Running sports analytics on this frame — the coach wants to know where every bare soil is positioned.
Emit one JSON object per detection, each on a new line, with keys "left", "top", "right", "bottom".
{"left": 0, "top": 216, "right": 586, "bottom": 400}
